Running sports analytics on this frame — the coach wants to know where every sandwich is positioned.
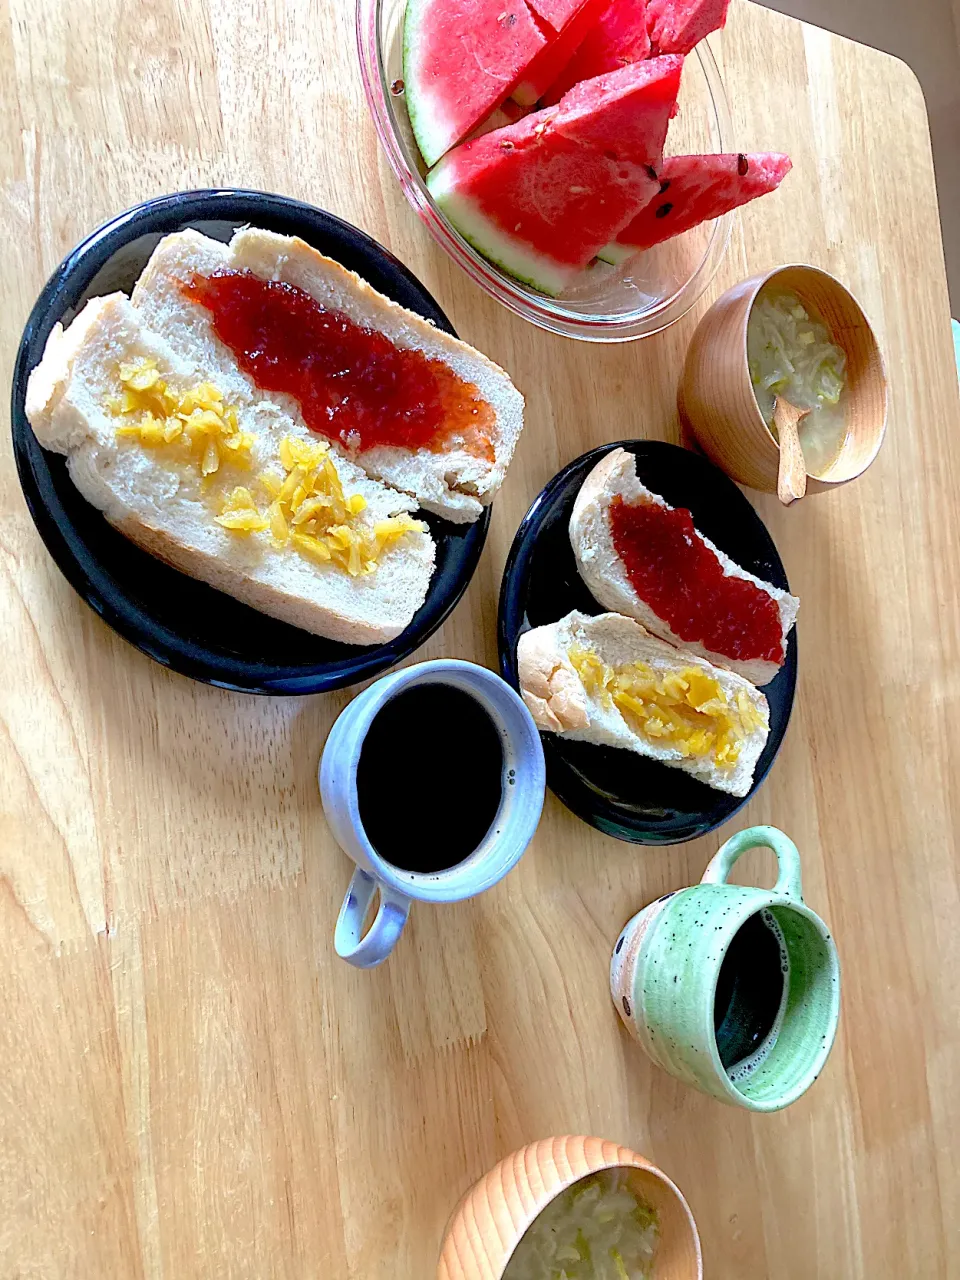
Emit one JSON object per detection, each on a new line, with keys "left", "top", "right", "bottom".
{"left": 26, "top": 293, "right": 437, "bottom": 645}
{"left": 518, "top": 611, "right": 770, "bottom": 797}
{"left": 130, "top": 228, "right": 524, "bottom": 523}
{"left": 25, "top": 228, "right": 526, "bottom": 646}
{"left": 569, "top": 448, "right": 799, "bottom": 686}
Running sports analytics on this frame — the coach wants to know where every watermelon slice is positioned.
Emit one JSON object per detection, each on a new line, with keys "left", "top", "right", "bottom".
{"left": 599, "top": 152, "right": 792, "bottom": 263}
{"left": 645, "top": 0, "right": 730, "bottom": 55}
{"left": 403, "top": 0, "right": 549, "bottom": 167}
{"left": 542, "top": 0, "right": 651, "bottom": 107}
{"left": 512, "top": 0, "right": 611, "bottom": 107}
{"left": 426, "top": 58, "right": 682, "bottom": 295}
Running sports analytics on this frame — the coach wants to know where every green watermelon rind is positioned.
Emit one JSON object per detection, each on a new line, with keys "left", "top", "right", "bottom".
{"left": 426, "top": 164, "right": 573, "bottom": 296}
{"left": 403, "top": 0, "right": 457, "bottom": 170}
{"left": 596, "top": 241, "right": 635, "bottom": 266}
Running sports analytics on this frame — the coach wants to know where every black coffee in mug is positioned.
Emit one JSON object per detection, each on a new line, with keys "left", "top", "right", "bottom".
{"left": 713, "top": 908, "right": 789, "bottom": 1073}
{"left": 355, "top": 683, "right": 504, "bottom": 874}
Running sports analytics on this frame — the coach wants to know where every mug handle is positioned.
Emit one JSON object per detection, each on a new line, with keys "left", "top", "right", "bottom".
{"left": 700, "top": 825, "right": 804, "bottom": 901}
{"left": 335, "top": 868, "right": 411, "bottom": 968}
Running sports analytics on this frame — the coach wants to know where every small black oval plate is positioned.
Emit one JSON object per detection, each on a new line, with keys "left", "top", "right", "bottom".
{"left": 11, "top": 189, "right": 489, "bottom": 695}
{"left": 498, "top": 441, "right": 797, "bottom": 845}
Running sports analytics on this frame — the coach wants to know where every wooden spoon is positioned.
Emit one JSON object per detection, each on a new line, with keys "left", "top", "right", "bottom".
{"left": 774, "top": 396, "right": 809, "bottom": 505}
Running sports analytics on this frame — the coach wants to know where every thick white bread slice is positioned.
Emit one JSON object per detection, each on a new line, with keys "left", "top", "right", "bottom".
{"left": 569, "top": 448, "right": 799, "bottom": 686}
{"left": 131, "top": 228, "right": 525, "bottom": 523}
{"left": 518, "top": 611, "right": 770, "bottom": 798}
{"left": 25, "top": 293, "right": 436, "bottom": 646}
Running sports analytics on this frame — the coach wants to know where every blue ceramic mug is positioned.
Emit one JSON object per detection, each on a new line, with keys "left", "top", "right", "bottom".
{"left": 319, "top": 659, "right": 546, "bottom": 967}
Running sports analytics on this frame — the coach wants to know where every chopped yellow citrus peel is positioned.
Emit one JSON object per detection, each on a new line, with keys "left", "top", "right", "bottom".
{"left": 238, "top": 434, "right": 426, "bottom": 575}
{"left": 111, "top": 359, "right": 253, "bottom": 476}
{"left": 215, "top": 487, "right": 269, "bottom": 533}
{"left": 569, "top": 646, "right": 765, "bottom": 767}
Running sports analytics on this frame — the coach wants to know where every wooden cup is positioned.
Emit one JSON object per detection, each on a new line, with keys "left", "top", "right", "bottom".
{"left": 678, "top": 264, "right": 887, "bottom": 493}
{"left": 437, "top": 1135, "right": 702, "bottom": 1280}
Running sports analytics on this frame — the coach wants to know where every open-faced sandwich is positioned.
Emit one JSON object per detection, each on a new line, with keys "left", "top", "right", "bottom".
{"left": 516, "top": 446, "right": 798, "bottom": 799}
{"left": 26, "top": 229, "right": 524, "bottom": 646}
{"left": 570, "top": 447, "right": 798, "bottom": 686}
{"left": 518, "top": 610, "right": 770, "bottom": 798}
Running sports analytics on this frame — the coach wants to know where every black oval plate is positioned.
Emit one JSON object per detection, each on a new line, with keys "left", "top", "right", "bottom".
{"left": 11, "top": 189, "right": 489, "bottom": 694}
{"left": 498, "top": 441, "right": 797, "bottom": 845}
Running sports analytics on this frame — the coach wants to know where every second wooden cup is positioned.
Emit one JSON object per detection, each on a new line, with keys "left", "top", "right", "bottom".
{"left": 437, "top": 1136, "right": 701, "bottom": 1280}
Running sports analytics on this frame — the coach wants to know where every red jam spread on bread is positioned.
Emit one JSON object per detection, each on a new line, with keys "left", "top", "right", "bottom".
{"left": 183, "top": 271, "right": 495, "bottom": 458}
{"left": 608, "top": 496, "right": 784, "bottom": 664}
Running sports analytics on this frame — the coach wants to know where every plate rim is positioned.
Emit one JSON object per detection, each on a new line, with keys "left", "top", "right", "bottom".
{"left": 10, "top": 188, "right": 490, "bottom": 695}
{"left": 497, "top": 439, "right": 798, "bottom": 845}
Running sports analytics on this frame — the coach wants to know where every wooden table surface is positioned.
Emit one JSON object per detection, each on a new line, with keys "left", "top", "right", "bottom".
{"left": 2, "top": 1, "right": 959, "bottom": 1276}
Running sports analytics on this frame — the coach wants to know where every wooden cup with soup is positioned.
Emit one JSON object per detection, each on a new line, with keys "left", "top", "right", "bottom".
{"left": 678, "top": 264, "right": 887, "bottom": 494}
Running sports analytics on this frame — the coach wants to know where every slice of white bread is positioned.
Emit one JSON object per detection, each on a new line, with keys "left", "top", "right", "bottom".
{"left": 569, "top": 448, "right": 799, "bottom": 686}
{"left": 130, "top": 228, "right": 524, "bottom": 523}
{"left": 518, "top": 611, "right": 771, "bottom": 797}
{"left": 25, "top": 292, "right": 436, "bottom": 646}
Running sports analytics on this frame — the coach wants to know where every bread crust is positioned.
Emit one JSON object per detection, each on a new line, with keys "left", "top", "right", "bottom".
{"left": 115, "top": 516, "right": 407, "bottom": 644}
{"left": 569, "top": 448, "right": 798, "bottom": 686}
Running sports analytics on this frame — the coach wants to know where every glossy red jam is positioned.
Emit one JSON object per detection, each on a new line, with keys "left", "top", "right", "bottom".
{"left": 608, "top": 496, "right": 784, "bottom": 664}
{"left": 183, "top": 271, "right": 494, "bottom": 457}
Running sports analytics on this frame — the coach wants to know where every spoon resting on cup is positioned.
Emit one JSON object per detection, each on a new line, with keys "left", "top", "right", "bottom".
{"left": 774, "top": 396, "right": 809, "bottom": 505}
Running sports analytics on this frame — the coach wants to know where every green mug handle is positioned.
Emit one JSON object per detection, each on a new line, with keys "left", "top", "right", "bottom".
{"left": 701, "top": 825, "right": 804, "bottom": 901}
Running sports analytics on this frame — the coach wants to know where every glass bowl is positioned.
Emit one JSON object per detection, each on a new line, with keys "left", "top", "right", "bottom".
{"left": 357, "top": 0, "right": 733, "bottom": 342}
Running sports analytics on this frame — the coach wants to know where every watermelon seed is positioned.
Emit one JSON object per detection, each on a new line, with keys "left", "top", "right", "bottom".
{"left": 655, "top": 203, "right": 674, "bottom": 219}
{"left": 390, "top": 79, "right": 404, "bottom": 95}
{"left": 738, "top": 153, "right": 749, "bottom": 176}
{"left": 645, "top": 165, "right": 658, "bottom": 182}
{"left": 659, "top": 179, "right": 671, "bottom": 195}
{"left": 500, "top": 140, "right": 515, "bottom": 151}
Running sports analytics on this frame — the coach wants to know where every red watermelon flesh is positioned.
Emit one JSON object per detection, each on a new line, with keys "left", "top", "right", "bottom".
{"left": 605, "top": 152, "right": 792, "bottom": 259}
{"left": 542, "top": 0, "right": 650, "bottom": 107}
{"left": 403, "top": 0, "right": 548, "bottom": 167}
{"left": 426, "top": 60, "right": 682, "bottom": 295}
{"left": 555, "top": 55, "right": 681, "bottom": 160}
{"left": 645, "top": 0, "right": 730, "bottom": 55}
{"left": 512, "top": 0, "right": 610, "bottom": 107}
{"left": 524, "top": 0, "right": 589, "bottom": 31}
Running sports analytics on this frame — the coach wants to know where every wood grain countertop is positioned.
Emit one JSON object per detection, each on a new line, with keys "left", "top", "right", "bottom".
{"left": 1, "top": 0, "right": 958, "bottom": 1275}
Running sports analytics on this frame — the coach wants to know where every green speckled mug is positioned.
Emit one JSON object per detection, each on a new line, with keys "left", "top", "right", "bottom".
{"left": 610, "top": 826, "right": 840, "bottom": 1112}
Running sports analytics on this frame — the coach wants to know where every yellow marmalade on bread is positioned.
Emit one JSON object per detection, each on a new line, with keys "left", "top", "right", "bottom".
{"left": 234, "top": 436, "right": 425, "bottom": 577}
{"left": 110, "top": 359, "right": 254, "bottom": 475}
{"left": 112, "top": 360, "right": 425, "bottom": 577}
{"left": 569, "top": 646, "right": 765, "bottom": 768}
